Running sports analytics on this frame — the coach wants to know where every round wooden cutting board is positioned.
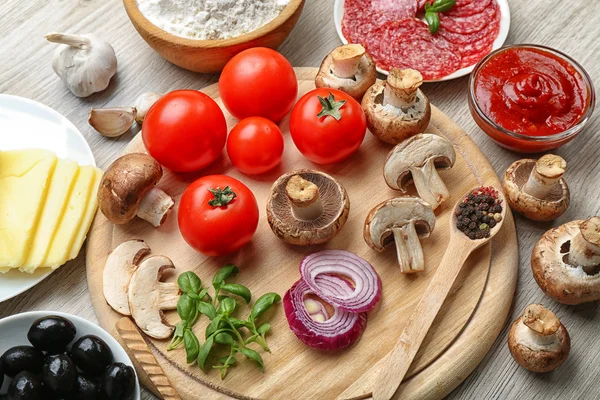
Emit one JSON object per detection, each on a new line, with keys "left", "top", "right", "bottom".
{"left": 86, "top": 68, "right": 518, "bottom": 400}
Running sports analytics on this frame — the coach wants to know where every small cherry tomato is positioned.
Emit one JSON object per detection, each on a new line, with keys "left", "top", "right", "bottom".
{"left": 290, "top": 88, "right": 367, "bottom": 165}
{"left": 178, "top": 175, "right": 259, "bottom": 257}
{"left": 143, "top": 90, "right": 227, "bottom": 172}
{"left": 219, "top": 48, "right": 298, "bottom": 122}
{"left": 227, "top": 117, "right": 284, "bottom": 175}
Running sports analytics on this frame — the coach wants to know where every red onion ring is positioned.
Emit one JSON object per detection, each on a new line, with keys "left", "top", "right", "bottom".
{"left": 283, "top": 277, "right": 367, "bottom": 350}
{"left": 300, "top": 250, "right": 381, "bottom": 313}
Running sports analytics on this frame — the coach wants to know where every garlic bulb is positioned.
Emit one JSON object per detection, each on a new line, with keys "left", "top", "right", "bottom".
{"left": 46, "top": 32, "right": 117, "bottom": 97}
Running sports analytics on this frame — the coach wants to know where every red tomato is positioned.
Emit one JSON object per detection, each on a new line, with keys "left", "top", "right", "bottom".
{"left": 143, "top": 90, "right": 227, "bottom": 172}
{"left": 227, "top": 117, "right": 284, "bottom": 175}
{"left": 290, "top": 88, "right": 367, "bottom": 164}
{"left": 178, "top": 175, "right": 259, "bottom": 256}
{"left": 219, "top": 48, "right": 298, "bottom": 122}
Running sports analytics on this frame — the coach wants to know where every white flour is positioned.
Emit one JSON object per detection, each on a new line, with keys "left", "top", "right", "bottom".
{"left": 137, "top": 0, "right": 290, "bottom": 40}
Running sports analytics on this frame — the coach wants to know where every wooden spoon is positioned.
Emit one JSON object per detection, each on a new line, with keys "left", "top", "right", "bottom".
{"left": 372, "top": 186, "right": 507, "bottom": 400}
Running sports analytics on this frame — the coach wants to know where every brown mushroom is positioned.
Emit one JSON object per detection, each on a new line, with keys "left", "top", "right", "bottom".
{"left": 383, "top": 133, "right": 456, "bottom": 210}
{"left": 361, "top": 68, "right": 431, "bottom": 144}
{"left": 128, "top": 255, "right": 180, "bottom": 339}
{"left": 364, "top": 196, "right": 435, "bottom": 274}
{"left": 504, "top": 154, "right": 569, "bottom": 221}
{"left": 508, "top": 304, "right": 570, "bottom": 372}
{"left": 315, "top": 44, "right": 377, "bottom": 101}
{"left": 266, "top": 170, "right": 349, "bottom": 245}
{"left": 98, "top": 153, "right": 174, "bottom": 227}
{"left": 532, "top": 217, "right": 600, "bottom": 304}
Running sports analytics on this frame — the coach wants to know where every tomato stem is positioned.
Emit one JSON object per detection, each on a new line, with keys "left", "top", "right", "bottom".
{"left": 317, "top": 91, "right": 346, "bottom": 121}
{"left": 208, "top": 186, "right": 236, "bottom": 207}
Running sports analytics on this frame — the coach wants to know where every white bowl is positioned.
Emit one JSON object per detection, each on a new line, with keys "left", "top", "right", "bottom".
{"left": 0, "top": 311, "right": 141, "bottom": 399}
{"left": 333, "top": 0, "right": 511, "bottom": 82}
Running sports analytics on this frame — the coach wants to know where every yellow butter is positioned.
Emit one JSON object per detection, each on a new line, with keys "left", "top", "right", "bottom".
{"left": 68, "top": 168, "right": 103, "bottom": 261}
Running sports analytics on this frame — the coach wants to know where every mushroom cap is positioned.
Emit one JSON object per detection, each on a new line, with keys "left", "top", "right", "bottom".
{"left": 364, "top": 196, "right": 436, "bottom": 251}
{"left": 384, "top": 133, "right": 456, "bottom": 191}
{"left": 266, "top": 169, "right": 350, "bottom": 246}
{"left": 98, "top": 153, "right": 163, "bottom": 224}
{"left": 504, "top": 159, "right": 570, "bottom": 221}
{"left": 361, "top": 80, "right": 431, "bottom": 144}
{"left": 315, "top": 46, "right": 377, "bottom": 101}
{"left": 531, "top": 220, "right": 600, "bottom": 305}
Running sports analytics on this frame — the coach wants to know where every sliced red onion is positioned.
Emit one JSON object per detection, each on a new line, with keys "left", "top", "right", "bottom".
{"left": 300, "top": 250, "right": 381, "bottom": 313}
{"left": 283, "top": 277, "right": 367, "bottom": 350}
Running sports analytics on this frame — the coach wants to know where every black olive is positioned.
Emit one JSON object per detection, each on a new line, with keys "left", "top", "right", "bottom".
{"left": 70, "top": 335, "right": 113, "bottom": 376}
{"left": 27, "top": 316, "right": 76, "bottom": 353}
{"left": 73, "top": 375, "right": 101, "bottom": 400}
{"left": 101, "top": 363, "right": 135, "bottom": 400}
{"left": 42, "top": 354, "right": 77, "bottom": 397}
{"left": 0, "top": 346, "right": 44, "bottom": 377}
{"left": 7, "top": 371, "right": 45, "bottom": 400}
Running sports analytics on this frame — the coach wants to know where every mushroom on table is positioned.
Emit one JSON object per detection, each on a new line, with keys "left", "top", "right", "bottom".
{"left": 384, "top": 133, "right": 456, "bottom": 210}
{"left": 364, "top": 196, "right": 435, "bottom": 274}
{"left": 504, "top": 154, "right": 570, "bottom": 221}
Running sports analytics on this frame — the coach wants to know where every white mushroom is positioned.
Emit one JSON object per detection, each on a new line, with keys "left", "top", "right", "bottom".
{"left": 128, "top": 255, "right": 180, "bottom": 339}
{"left": 384, "top": 133, "right": 456, "bottom": 210}
{"left": 103, "top": 240, "right": 151, "bottom": 316}
{"left": 364, "top": 196, "right": 436, "bottom": 274}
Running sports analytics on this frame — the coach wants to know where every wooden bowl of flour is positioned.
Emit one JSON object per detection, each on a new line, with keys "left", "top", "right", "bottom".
{"left": 123, "top": 0, "right": 305, "bottom": 73}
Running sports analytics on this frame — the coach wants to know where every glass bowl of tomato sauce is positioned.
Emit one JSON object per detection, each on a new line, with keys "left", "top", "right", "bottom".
{"left": 468, "top": 44, "right": 595, "bottom": 153}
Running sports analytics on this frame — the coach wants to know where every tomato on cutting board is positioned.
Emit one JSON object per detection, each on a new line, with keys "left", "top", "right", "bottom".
{"left": 142, "top": 90, "right": 227, "bottom": 173}
{"left": 227, "top": 117, "right": 284, "bottom": 175}
{"left": 178, "top": 175, "right": 259, "bottom": 257}
{"left": 290, "top": 88, "right": 367, "bottom": 165}
{"left": 219, "top": 48, "right": 298, "bottom": 122}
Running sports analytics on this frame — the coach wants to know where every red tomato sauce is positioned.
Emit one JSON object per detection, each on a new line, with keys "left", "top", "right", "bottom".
{"left": 474, "top": 47, "right": 587, "bottom": 137}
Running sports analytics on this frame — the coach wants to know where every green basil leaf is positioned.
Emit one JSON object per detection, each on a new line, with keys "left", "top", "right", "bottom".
{"left": 214, "top": 332, "right": 234, "bottom": 345}
{"left": 218, "top": 297, "right": 236, "bottom": 316}
{"left": 229, "top": 317, "right": 252, "bottom": 330}
{"left": 198, "top": 288, "right": 209, "bottom": 299}
{"left": 177, "top": 294, "right": 195, "bottom": 321}
{"left": 178, "top": 272, "right": 202, "bottom": 293}
{"left": 218, "top": 355, "right": 237, "bottom": 366}
{"left": 198, "top": 301, "right": 217, "bottom": 320}
{"left": 431, "top": 0, "right": 456, "bottom": 12}
{"left": 197, "top": 336, "right": 214, "bottom": 370}
{"left": 257, "top": 323, "right": 271, "bottom": 335}
{"left": 206, "top": 314, "right": 223, "bottom": 338}
{"left": 212, "top": 264, "right": 239, "bottom": 288}
{"left": 221, "top": 283, "right": 252, "bottom": 304}
{"left": 167, "top": 323, "right": 185, "bottom": 350}
{"left": 240, "top": 347, "right": 264, "bottom": 372}
{"left": 251, "top": 293, "right": 281, "bottom": 321}
{"left": 183, "top": 329, "right": 200, "bottom": 363}
{"left": 425, "top": 11, "right": 440, "bottom": 34}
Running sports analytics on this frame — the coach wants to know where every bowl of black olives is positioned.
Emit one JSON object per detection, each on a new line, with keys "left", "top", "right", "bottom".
{"left": 0, "top": 311, "right": 140, "bottom": 399}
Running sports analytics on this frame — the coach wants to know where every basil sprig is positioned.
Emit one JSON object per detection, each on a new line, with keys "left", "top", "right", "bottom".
{"left": 424, "top": 0, "right": 456, "bottom": 34}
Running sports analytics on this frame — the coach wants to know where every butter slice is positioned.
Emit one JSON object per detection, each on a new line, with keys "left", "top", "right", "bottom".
{"left": 68, "top": 168, "right": 103, "bottom": 261}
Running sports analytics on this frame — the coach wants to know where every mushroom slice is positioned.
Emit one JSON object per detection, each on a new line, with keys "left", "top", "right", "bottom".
{"left": 508, "top": 304, "right": 570, "bottom": 373}
{"left": 103, "top": 240, "right": 151, "bottom": 316}
{"left": 384, "top": 133, "right": 456, "bottom": 210}
{"left": 128, "top": 255, "right": 180, "bottom": 339}
{"left": 364, "top": 196, "right": 435, "bottom": 274}
{"left": 504, "top": 154, "right": 570, "bottom": 221}
{"left": 532, "top": 217, "right": 600, "bottom": 305}
{"left": 315, "top": 44, "right": 377, "bottom": 101}
{"left": 266, "top": 170, "right": 350, "bottom": 246}
{"left": 98, "top": 153, "right": 174, "bottom": 227}
{"left": 361, "top": 68, "right": 431, "bottom": 144}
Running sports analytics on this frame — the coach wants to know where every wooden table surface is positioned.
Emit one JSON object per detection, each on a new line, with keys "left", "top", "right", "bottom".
{"left": 1, "top": 0, "right": 599, "bottom": 399}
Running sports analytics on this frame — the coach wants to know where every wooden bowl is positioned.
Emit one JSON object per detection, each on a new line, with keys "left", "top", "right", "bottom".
{"left": 123, "top": 0, "right": 305, "bottom": 73}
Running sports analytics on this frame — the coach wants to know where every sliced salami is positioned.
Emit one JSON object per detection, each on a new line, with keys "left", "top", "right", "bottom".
{"left": 418, "top": 0, "right": 473, "bottom": 12}
{"left": 371, "top": 0, "right": 418, "bottom": 17}
{"left": 447, "top": 0, "right": 492, "bottom": 17}
{"left": 439, "top": 3, "right": 500, "bottom": 45}
{"left": 440, "top": 5, "right": 497, "bottom": 34}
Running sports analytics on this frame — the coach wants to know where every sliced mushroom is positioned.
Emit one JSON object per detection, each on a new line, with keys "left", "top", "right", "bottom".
{"left": 384, "top": 133, "right": 456, "bottom": 210}
{"left": 532, "top": 217, "right": 600, "bottom": 305}
{"left": 103, "top": 240, "right": 151, "bottom": 316}
{"left": 504, "top": 154, "right": 569, "bottom": 221}
{"left": 364, "top": 196, "right": 435, "bottom": 274}
{"left": 315, "top": 44, "right": 377, "bottom": 101}
{"left": 508, "top": 304, "right": 570, "bottom": 372}
{"left": 98, "top": 153, "right": 174, "bottom": 227}
{"left": 266, "top": 170, "right": 350, "bottom": 245}
{"left": 362, "top": 68, "right": 431, "bottom": 144}
{"left": 128, "top": 255, "right": 180, "bottom": 339}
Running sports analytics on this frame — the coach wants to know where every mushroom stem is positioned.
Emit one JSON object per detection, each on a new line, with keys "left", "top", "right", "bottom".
{"left": 286, "top": 175, "right": 323, "bottom": 221}
{"left": 383, "top": 68, "right": 423, "bottom": 109}
{"left": 392, "top": 221, "right": 424, "bottom": 273}
{"left": 522, "top": 155, "right": 567, "bottom": 199}
{"left": 45, "top": 32, "right": 91, "bottom": 49}
{"left": 137, "top": 187, "right": 175, "bottom": 228}
{"left": 567, "top": 217, "right": 600, "bottom": 270}
{"left": 331, "top": 44, "right": 365, "bottom": 79}
{"left": 410, "top": 159, "right": 450, "bottom": 210}
{"left": 516, "top": 304, "right": 561, "bottom": 350}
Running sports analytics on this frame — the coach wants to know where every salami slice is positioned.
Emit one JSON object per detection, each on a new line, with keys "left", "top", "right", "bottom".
{"left": 418, "top": 0, "right": 473, "bottom": 12}
{"left": 439, "top": 3, "right": 500, "bottom": 45}
{"left": 371, "top": 0, "right": 418, "bottom": 17}
{"left": 440, "top": 6, "right": 497, "bottom": 34}
{"left": 447, "top": 0, "right": 492, "bottom": 17}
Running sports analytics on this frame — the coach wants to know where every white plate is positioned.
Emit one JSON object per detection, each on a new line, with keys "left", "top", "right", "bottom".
{"left": 333, "top": 0, "right": 511, "bottom": 82}
{"left": 0, "top": 94, "right": 96, "bottom": 303}
{"left": 0, "top": 311, "right": 141, "bottom": 399}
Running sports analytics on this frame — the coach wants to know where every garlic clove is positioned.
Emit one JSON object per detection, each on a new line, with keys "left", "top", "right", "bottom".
{"left": 133, "top": 92, "right": 162, "bottom": 125}
{"left": 89, "top": 107, "right": 136, "bottom": 138}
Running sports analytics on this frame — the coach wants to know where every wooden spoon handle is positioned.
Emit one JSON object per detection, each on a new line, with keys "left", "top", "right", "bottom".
{"left": 116, "top": 317, "right": 182, "bottom": 400}
{"left": 372, "top": 239, "right": 473, "bottom": 400}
